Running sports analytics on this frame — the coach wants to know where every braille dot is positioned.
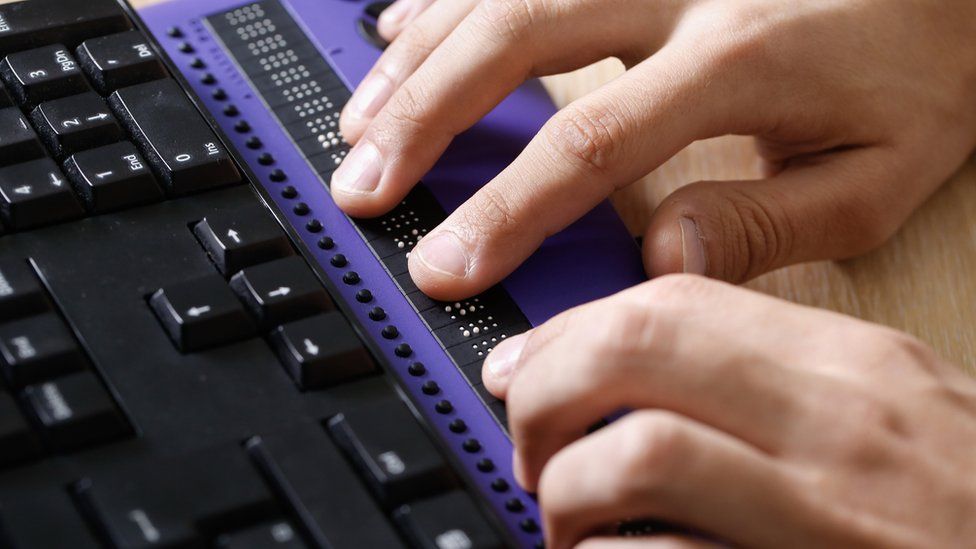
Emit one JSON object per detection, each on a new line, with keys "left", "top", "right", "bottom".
{"left": 408, "top": 362, "right": 426, "bottom": 376}
{"left": 421, "top": 380, "right": 439, "bottom": 395}
{"left": 269, "top": 169, "right": 287, "bottom": 182}
{"left": 330, "top": 254, "right": 347, "bottom": 267}
{"left": 477, "top": 458, "right": 495, "bottom": 473}
{"left": 258, "top": 153, "right": 275, "bottom": 166}
{"left": 281, "top": 186, "right": 298, "bottom": 199}
{"left": 506, "top": 498, "right": 525, "bottom": 512}
{"left": 246, "top": 136, "right": 263, "bottom": 149}
{"left": 223, "top": 105, "right": 239, "bottom": 117}
{"left": 491, "top": 478, "right": 509, "bottom": 492}
{"left": 520, "top": 519, "right": 539, "bottom": 533}
{"left": 435, "top": 400, "right": 453, "bottom": 414}
{"left": 462, "top": 439, "right": 481, "bottom": 453}
{"left": 307, "top": 219, "right": 324, "bottom": 233}
{"left": 212, "top": 88, "right": 227, "bottom": 101}
{"left": 354, "top": 288, "right": 372, "bottom": 302}
{"left": 178, "top": 42, "right": 194, "bottom": 53}
{"left": 395, "top": 343, "right": 412, "bottom": 357}
{"left": 190, "top": 58, "right": 206, "bottom": 69}
{"left": 235, "top": 121, "right": 251, "bottom": 133}
{"left": 293, "top": 202, "right": 310, "bottom": 215}
{"left": 201, "top": 73, "right": 216, "bottom": 85}
{"left": 448, "top": 418, "right": 466, "bottom": 432}
{"left": 167, "top": 27, "right": 183, "bottom": 38}
{"left": 368, "top": 307, "right": 386, "bottom": 321}
{"left": 342, "top": 271, "right": 360, "bottom": 284}
{"left": 381, "top": 325, "right": 398, "bottom": 339}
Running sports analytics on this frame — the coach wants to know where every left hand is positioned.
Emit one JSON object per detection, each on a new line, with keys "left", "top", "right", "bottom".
{"left": 482, "top": 275, "right": 976, "bottom": 548}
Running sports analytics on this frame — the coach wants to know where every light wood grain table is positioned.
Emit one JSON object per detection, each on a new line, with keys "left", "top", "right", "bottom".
{"left": 128, "top": 0, "right": 975, "bottom": 373}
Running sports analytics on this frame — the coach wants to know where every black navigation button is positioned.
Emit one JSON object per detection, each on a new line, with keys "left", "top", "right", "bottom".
{"left": 215, "top": 521, "right": 307, "bottom": 549}
{"left": 64, "top": 141, "right": 162, "bottom": 212}
{"left": 0, "top": 0, "right": 131, "bottom": 57}
{"left": 0, "top": 158, "right": 84, "bottom": 230}
{"left": 0, "top": 45, "right": 90, "bottom": 106}
{"left": 270, "top": 312, "right": 375, "bottom": 389}
{"left": 0, "top": 259, "right": 51, "bottom": 323}
{"left": 31, "top": 92, "right": 124, "bottom": 157}
{"left": 230, "top": 256, "right": 333, "bottom": 328}
{"left": 0, "top": 392, "right": 41, "bottom": 468}
{"left": 0, "top": 313, "right": 86, "bottom": 387}
{"left": 77, "top": 31, "right": 167, "bottom": 93}
{"left": 23, "top": 371, "right": 129, "bottom": 451}
{"left": 193, "top": 207, "right": 294, "bottom": 276}
{"left": 149, "top": 274, "right": 256, "bottom": 352}
{"left": 0, "top": 107, "right": 45, "bottom": 167}
{"left": 394, "top": 492, "right": 505, "bottom": 549}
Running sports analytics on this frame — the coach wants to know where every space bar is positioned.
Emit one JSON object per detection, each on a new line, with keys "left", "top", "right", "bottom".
{"left": 108, "top": 79, "right": 240, "bottom": 195}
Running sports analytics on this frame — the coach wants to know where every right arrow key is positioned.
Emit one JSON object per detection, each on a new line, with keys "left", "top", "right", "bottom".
{"left": 149, "top": 273, "right": 256, "bottom": 352}
{"left": 230, "top": 256, "right": 334, "bottom": 329}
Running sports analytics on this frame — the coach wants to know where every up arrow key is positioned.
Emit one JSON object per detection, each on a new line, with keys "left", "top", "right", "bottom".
{"left": 226, "top": 229, "right": 241, "bottom": 244}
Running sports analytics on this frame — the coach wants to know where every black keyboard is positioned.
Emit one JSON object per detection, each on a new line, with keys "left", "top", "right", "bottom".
{"left": 0, "top": 1, "right": 513, "bottom": 547}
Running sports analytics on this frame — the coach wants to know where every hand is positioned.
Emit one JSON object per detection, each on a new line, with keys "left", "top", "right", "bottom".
{"left": 332, "top": 0, "right": 976, "bottom": 301}
{"left": 481, "top": 275, "right": 976, "bottom": 548}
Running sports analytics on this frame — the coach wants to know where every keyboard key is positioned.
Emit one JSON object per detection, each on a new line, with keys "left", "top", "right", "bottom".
{"left": 247, "top": 428, "right": 407, "bottom": 548}
{"left": 394, "top": 492, "right": 504, "bottom": 549}
{"left": 193, "top": 207, "right": 294, "bottom": 276}
{"left": 0, "top": 489, "right": 103, "bottom": 548}
{"left": 0, "top": 258, "right": 51, "bottom": 323}
{"left": 77, "top": 30, "right": 167, "bottom": 93}
{"left": 215, "top": 521, "right": 308, "bottom": 549}
{"left": 0, "top": 391, "right": 41, "bottom": 468}
{"left": 76, "top": 445, "right": 281, "bottom": 548}
{"left": 0, "top": 82, "right": 11, "bottom": 108}
{"left": 328, "top": 398, "right": 453, "bottom": 504}
{"left": 230, "top": 256, "right": 333, "bottom": 328}
{"left": 22, "top": 371, "right": 129, "bottom": 451}
{"left": 0, "top": 0, "right": 131, "bottom": 57}
{"left": 0, "top": 158, "right": 84, "bottom": 230}
{"left": 31, "top": 92, "right": 124, "bottom": 157}
{"left": 270, "top": 312, "right": 375, "bottom": 389}
{"left": 64, "top": 141, "right": 162, "bottom": 212}
{"left": 0, "top": 45, "right": 90, "bottom": 106}
{"left": 0, "top": 313, "right": 86, "bottom": 386}
{"left": 0, "top": 107, "right": 44, "bottom": 166}
{"left": 109, "top": 79, "right": 241, "bottom": 194}
{"left": 149, "top": 274, "right": 256, "bottom": 352}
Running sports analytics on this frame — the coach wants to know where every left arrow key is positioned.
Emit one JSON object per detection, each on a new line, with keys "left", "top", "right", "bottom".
{"left": 149, "top": 274, "right": 256, "bottom": 352}
{"left": 0, "top": 158, "right": 83, "bottom": 231}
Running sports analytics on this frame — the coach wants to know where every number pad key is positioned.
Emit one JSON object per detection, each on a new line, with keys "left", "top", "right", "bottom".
{"left": 0, "top": 45, "right": 90, "bottom": 106}
{"left": 22, "top": 371, "right": 129, "bottom": 451}
{"left": 77, "top": 31, "right": 167, "bottom": 93}
{"left": 64, "top": 142, "right": 162, "bottom": 213}
{"left": 31, "top": 92, "right": 124, "bottom": 157}
{"left": 0, "top": 313, "right": 87, "bottom": 387}
{"left": 0, "top": 107, "right": 45, "bottom": 167}
{"left": 0, "top": 158, "right": 83, "bottom": 230}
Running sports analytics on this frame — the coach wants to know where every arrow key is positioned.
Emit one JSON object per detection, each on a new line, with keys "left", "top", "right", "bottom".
{"left": 64, "top": 141, "right": 162, "bottom": 213}
{"left": 270, "top": 312, "right": 375, "bottom": 389}
{"left": 0, "top": 158, "right": 83, "bottom": 231}
{"left": 193, "top": 206, "right": 294, "bottom": 276}
{"left": 31, "top": 92, "right": 124, "bottom": 157}
{"left": 149, "top": 273, "right": 256, "bottom": 352}
{"left": 230, "top": 256, "right": 333, "bottom": 328}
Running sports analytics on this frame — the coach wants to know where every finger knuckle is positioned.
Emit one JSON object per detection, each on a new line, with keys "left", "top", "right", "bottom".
{"left": 543, "top": 103, "right": 626, "bottom": 175}
{"left": 721, "top": 187, "right": 793, "bottom": 281}
{"left": 458, "top": 185, "right": 523, "bottom": 243}
{"left": 829, "top": 394, "right": 905, "bottom": 465}
{"left": 872, "top": 328, "right": 941, "bottom": 376}
{"left": 476, "top": 0, "right": 538, "bottom": 43}
{"left": 388, "top": 25, "right": 436, "bottom": 67}
{"left": 375, "top": 83, "right": 430, "bottom": 137}
{"left": 640, "top": 274, "right": 718, "bottom": 306}
{"left": 615, "top": 411, "right": 688, "bottom": 494}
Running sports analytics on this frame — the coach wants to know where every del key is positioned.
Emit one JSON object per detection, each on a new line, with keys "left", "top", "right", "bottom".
{"left": 108, "top": 79, "right": 240, "bottom": 195}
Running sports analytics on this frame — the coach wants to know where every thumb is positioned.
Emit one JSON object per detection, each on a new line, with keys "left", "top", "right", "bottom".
{"left": 643, "top": 148, "right": 918, "bottom": 283}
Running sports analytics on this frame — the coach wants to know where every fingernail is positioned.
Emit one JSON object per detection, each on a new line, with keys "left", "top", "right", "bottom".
{"left": 414, "top": 232, "right": 470, "bottom": 278}
{"left": 484, "top": 333, "right": 528, "bottom": 380}
{"left": 346, "top": 73, "right": 394, "bottom": 121}
{"left": 679, "top": 217, "right": 707, "bottom": 275}
{"left": 379, "top": 0, "right": 413, "bottom": 27}
{"left": 331, "top": 141, "right": 382, "bottom": 195}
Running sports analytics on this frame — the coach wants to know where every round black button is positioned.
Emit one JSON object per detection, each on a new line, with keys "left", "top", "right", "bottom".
{"left": 395, "top": 343, "right": 412, "bottom": 357}
{"left": 223, "top": 105, "right": 239, "bottom": 117}
{"left": 178, "top": 42, "right": 194, "bottom": 53}
{"left": 190, "top": 58, "right": 206, "bottom": 69}
{"left": 307, "top": 219, "right": 324, "bottom": 233}
{"left": 330, "top": 254, "right": 347, "bottom": 268}
{"left": 476, "top": 458, "right": 495, "bottom": 473}
{"left": 381, "top": 325, "right": 398, "bottom": 339}
{"left": 462, "top": 439, "right": 482, "bottom": 453}
{"left": 434, "top": 400, "right": 453, "bottom": 414}
{"left": 355, "top": 288, "right": 372, "bottom": 302}
{"left": 212, "top": 89, "right": 227, "bottom": 101}
{"left": 257, "top": 153, "right": 275, "bottom": 166}
{"left": 269, "top": 169, "right": 287, "bottom": 182}
{"left": 491, "top": 478, "right": 509, "bottom": 492}
{"left": 293, "top": 202, "right": 310, "bottom": 216}
{"left": 282, "top": 186, "right": 298, "bottom": 199}
{"left": 368, "top": 307, "right": 386, "bottom": 321}
{"left": 448, "top": 418, "right": 466, "bottom": 432}
{"left": 167, "top": 27, "right": 183, "bottom": 38}
{"left": 246, "top": 136, "right": 263, "bottom": 149}
{"left": 201, "top": 73, "right": 216, "bottom": 85}
{"left": 505, "top": 498, "right": 524, "bottom": 512}
{"left": 234, "top": 120, "right": 251, "bottom": 133}
{"left": 421, "top": 381, "right": 439, "bottom": 395}
{"left": 408, "top": 362, "right": 426, "bottom": 376}
{"left": 342, "top": 271, "right": 360, "bottom": 284}
{"left": 520, "top": 519, "right": 539, "bottom": 533}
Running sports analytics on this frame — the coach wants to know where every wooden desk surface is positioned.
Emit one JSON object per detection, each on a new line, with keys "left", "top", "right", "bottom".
{"left": 128, "top": 0, "right": 976, "bottom": 373}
